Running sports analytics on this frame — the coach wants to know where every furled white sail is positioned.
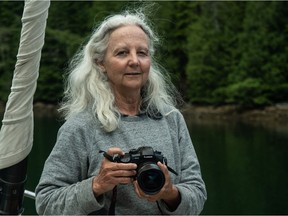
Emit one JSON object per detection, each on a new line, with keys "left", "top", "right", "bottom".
{"left": 0, "top": 0, "right": 50, "bottom": 169}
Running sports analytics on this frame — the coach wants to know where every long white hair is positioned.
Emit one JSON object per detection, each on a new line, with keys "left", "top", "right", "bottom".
{"left": 59, "top": 9, "right": 180, "bottom": 132}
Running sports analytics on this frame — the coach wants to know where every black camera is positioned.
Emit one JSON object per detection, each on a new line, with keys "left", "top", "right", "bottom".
{"left": 100, "top": 146, "right": 177, "bottom": 195}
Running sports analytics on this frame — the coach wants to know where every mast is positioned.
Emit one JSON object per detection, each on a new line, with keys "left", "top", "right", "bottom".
{"left": 0, "top": 1, "right": 50, "bottom": 214}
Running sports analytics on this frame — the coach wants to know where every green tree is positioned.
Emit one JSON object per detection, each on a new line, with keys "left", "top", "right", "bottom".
{"left": 1, "top": 1, "right": 288, "bottom": 106}
{"left": 0, "top": 2, "right": 23, "bottom": 101}
{"left": 156, "top": 2, "right": 196, "bottom": 101}
{"left": 227, "top": 1, "right": 288, "bottom": 106}
{"left": 186, "top": 2, "right": 246, "bottom": 104}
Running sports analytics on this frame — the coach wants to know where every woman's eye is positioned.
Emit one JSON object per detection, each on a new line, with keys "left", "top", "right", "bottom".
{"left": 138, "top": 51, "right": 148, "bottom": 56}
{"left": 117, "top": 51, "right": 127, "bottom": 56}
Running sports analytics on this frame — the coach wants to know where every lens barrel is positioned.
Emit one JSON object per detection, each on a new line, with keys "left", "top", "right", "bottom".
{"left": 137, "top": 163, "right": 165, "bottom": 195}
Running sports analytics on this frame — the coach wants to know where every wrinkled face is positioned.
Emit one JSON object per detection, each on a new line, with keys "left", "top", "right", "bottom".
{"left": 100, "top": 25, "right": 151, "bottom": 94}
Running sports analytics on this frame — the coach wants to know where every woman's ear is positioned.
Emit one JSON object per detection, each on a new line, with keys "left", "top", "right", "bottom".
{"left": 95, "top": 59, "right": 106, "bottom": 73}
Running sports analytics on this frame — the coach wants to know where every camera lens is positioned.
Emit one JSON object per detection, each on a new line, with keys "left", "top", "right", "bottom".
{"left": 137, "top": 163, "right": 165, "bottom": 195}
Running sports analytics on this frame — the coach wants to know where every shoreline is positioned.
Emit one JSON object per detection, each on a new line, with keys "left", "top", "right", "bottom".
{"left": 1, "top": 101, "right": 288, "bottom": 124}
{"left": 182, "top": 104, "right": 288, "bottom": 133}
{"left": 182, "top": 103, "right": 288, "bottom": 123}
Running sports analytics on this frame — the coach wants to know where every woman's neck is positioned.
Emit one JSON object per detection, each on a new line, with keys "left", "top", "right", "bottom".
{"left": 114, "top": 91, "right": 141, "bottom": 116}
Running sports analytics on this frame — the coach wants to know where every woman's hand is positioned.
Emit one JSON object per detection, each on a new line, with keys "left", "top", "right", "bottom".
{"left": 133, "top": 162, "right": 180, "bottom": 210}
{"left": 92, "top": 147, "right": 137, "bottom": 197}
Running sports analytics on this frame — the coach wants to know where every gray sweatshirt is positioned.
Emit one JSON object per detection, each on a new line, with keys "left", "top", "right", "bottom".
{"left": 35, "top": 107, "right": 207, "bottom": 215}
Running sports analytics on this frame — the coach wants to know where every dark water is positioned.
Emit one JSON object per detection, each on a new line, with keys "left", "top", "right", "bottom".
{"left": 23, "top": 117, "right": 62, "bottom": 215}
{"left": 184, "top": 115, "right": 288, "bottom": 215}
{"left": 1, "top": 114, "right": 288, "bottom": 215}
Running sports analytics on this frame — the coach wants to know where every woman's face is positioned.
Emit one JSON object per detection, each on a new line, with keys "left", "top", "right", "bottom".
{"left": 101, "top": 25, "right": 151, "bottom": 95}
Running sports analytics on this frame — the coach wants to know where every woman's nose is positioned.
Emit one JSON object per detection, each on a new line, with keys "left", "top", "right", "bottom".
{"left": 128, "top": 52, "right": 139, "bottom": 66}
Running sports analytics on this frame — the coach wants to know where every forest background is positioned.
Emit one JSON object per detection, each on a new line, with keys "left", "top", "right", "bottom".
{"left": 0, "top": 1, "right": 288, "bottom": 109}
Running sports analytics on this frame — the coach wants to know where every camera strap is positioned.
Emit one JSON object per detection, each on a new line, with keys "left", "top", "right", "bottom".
{"left": 108, "top": 185, "right": 165, "bottom": 215}
{"left": 167, "top": 166, "right": 178, "bottom": 176}
{"left": 99, "top": 150, "right": 114, "bottom": 162}
{"left": 108, "top": 185, "right": 117, "bottom": 215}
{"left": 98, "top": 151, "right": 117, "bottom": 214}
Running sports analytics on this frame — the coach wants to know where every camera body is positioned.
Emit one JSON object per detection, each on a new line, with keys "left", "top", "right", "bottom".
{"left": 113, "top": 146, "right": 167, "bottom": 166}
{"left": 100, "top": 146, "right": 177, "bottom": 195}
{"left": 112, "top": 146, "right": 167, "bottom": 195}
{"left": 114, "top": 146, "right": 167, "bottom": 195}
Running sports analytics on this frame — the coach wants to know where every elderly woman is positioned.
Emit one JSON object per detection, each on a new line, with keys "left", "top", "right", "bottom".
{"left": 35, "top": 9, "right": 207, "bottom": 215}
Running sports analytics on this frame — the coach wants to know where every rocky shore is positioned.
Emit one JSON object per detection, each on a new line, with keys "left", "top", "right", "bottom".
{"left": 182, "top": 103, "right": 288, "bottom": 123}
{"left": 1, "top": 101, "right": 288, "bottom": 124}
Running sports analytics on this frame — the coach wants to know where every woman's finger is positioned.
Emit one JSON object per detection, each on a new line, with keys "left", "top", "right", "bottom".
{"left": 106, "top": 147, "right": 124, "bottom": 156}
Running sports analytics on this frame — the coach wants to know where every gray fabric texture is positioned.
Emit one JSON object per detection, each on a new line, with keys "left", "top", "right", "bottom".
{"left": 0, "top": 0, "right": 49, "bottom": 169}
{"left": 35, "top": 107, "right": 207, "bottom": 215}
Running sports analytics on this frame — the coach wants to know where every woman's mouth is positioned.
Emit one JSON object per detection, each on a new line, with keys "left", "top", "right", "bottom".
{"left": 125, "top": 72, "right": 141, "bottom": 76}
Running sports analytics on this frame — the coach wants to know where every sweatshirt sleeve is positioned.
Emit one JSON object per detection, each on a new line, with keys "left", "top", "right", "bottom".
{"left": 158, "top": 112, "right": 207, "bottom": 215}
{"left": 35, "top": 120, "right": 103, "bottom": 215}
